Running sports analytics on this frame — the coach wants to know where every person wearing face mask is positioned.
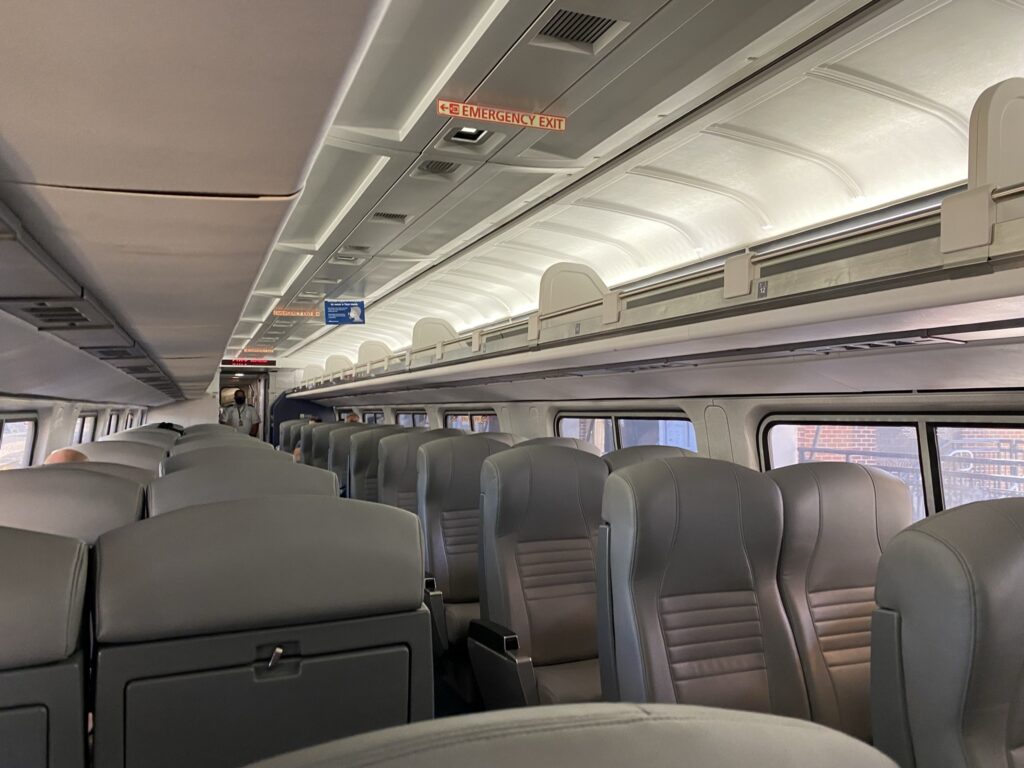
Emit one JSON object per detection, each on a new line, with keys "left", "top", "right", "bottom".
{"left": 220, "top": 389, "right": 261, "bottom": 437}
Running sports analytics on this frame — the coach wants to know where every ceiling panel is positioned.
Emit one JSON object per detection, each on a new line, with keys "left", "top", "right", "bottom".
{"left": 0, "top": 0, "right": 384, "bottom": 195}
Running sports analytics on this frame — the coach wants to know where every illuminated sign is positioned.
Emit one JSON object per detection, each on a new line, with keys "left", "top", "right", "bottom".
{"left": 272, "top": 308, "right": 320, "bottom": 318}
{"left": 325, "top": 300, "right": 365, "bottom": 325}
{"left": 243, "top": 346, "right": 275, "bottom": 354}
{"left": 436, "top": 99, "right": 566, "bottom": 132}
{"left": 221, "top": 359, "right": 276, "bottom": 367}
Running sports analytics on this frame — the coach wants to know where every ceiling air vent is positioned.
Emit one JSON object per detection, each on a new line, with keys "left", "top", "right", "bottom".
{"left": 23, "top": 304, "right": 91, "bottom": 326}
{"left": 371, "top": 212, "right": 408, "bottom": 224}
{"left": 534, "top": 9, "right": 622, "bottom": 53}
{"left": 419, "top": 160, "right": 459, "bottom": 176}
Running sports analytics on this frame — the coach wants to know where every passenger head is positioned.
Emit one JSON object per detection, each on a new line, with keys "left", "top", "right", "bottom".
{"left": 45, "top": 448, "right": 89, "bottom": 465}
{"left": 292, "top": 443, "right": 302, "bottom": 463}
{"left": 233, "top": 389, "right": 246, "bottom": 406}
{"left": 345, "top": 413, "right": 360, "bottom": 423}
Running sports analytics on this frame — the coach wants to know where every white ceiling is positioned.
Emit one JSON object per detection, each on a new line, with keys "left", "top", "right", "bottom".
{"left": 246, "top": 0, "right": 1024, "bottom": 374}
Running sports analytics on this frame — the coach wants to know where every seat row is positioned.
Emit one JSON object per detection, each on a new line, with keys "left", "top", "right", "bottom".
{"left": 0, "top": 494, "right": 430, "bottom": 768}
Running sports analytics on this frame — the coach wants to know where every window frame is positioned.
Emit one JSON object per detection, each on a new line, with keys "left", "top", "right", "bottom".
{"left": 444, "top": 410, "right": 499, "bottom": 432}
{"left": 107, "top": 410, "right": 121, "bottom": 435}
{"left": 555, "top": 411, "right": 696, "bottom": 452}
{"left": 758, "top": 412, "right": 1024, "bottom": 516}
{"left": 361, "top": 410, "right": 385, "bottom": 425}
{"left": 397, "top": 411, "right": 429, "bottom": 428}
{"left": 0, "top": 413, "right": 38, "bottom": 469}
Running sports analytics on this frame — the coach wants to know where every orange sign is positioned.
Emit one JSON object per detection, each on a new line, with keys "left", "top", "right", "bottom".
{"left": 437, "top": 99, "right": 566, "bottom": 132}
{"left": 243, "top": 346, "right": 275, "bottom": 354}
{"left": 272, "top": 308, "right": 320, "bottom": 318}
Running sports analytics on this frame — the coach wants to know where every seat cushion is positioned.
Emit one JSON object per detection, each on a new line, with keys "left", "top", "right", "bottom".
{"left": 535, "top": 658, "right": 601, "bottom": 704}
{"left": 444, "top": 601, "right": 479, "bottom": 645}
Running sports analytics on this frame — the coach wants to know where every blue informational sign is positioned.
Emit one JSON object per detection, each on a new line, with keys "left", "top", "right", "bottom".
{"left": 324, "top": 300, "right": 366, "bottom": 325}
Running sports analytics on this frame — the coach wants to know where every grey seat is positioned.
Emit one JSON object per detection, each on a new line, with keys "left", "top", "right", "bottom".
{"left": 159, "top": 445, "right": 293, "bottom": 476}
{"left": 601, "top": 458, "right": 808, "bottom": 717}
{"left": 418, "top": 436, "right": 509, "bottom": 651}
{"left": 872, "top": 498, "right": 1024, "bottom": 768}
{"left": 518, "top": 436, "right": 602, "bottom": 456}
{"left": 770, "top": 463, "right": 913, "bottom": 741}
{"left": 348, "top": 426, "right": 407, "bottom": 502}
{"left": 468, "top": 432, "right": 525, "bottom": 447}
{"left": 100, "top": 430, "right": 178, "bottom": 450}
{"left": 603, "top": 445, "right": 695, "bottom": 472}
{"left": 310, "top": 423, "right": 360, "bottom": 470}
{"left": 92, "top": 496, "right": 432, "bottom": 768}
{"left": 0, "top": 526, "right": 88, "bottom": 768}
{"left": 183, "top": 423, "right": 238, "bottom": 435}
{"left": 326, "top": 425, "right": 370, "bottom": 495}
{"left": 169, "top": 435, "right": 271, "bottom": 457}
{"left": 0, "top": 467, "right": 144, "bottom": 544}
{"left": 378, "top": 429, "right": 463, "bottom": 513}
{"left": 470, "top": 445, "right": 608, "bottom": 708}
{"left": 244, "top": 703, "right": 896, "bottom": 768}
{"left": 281, "top": 421, "right": 307, "bottom": 454}
{"left": 76, "top": 440, "right": 167, "bottom": 471}
{"left": 41, "top": 460, "right": 155, "bottom": 486}
{"left": 297, "top": 423, "right": 318, "bottom": 465}
{"left": 276, "top": 419, "right": 305, "bottom": 451}
{"left": 147, "top": 461, "right": 339, "bottom": 516}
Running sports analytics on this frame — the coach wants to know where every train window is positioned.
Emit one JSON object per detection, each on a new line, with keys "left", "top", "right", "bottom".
{"left": 557, "top": 416, "right": 615, "bottom": 454}
{"left": 766, "top": 422, "right": 926, "bottom": 520}
{"left": 362, "top": 410, "right": 385, "bottom": 424}
{"left": 397, "top": 411, "right": 428, "bottom": 428}
{"left": 0, "top": 418, "right": 36, "bottom": 470}
{"left": 82, "top": 415, "right": 97, "bottom": 443}
{"left": 125, "top": 411, "right": 135, "bottom": 429}
{"left": 444, "top": 411, "right": 497, "bottom": 432}
{"left": 618, "top": 417, "right": 698, "bottom": 451}
{"left": 934, "top": 425, "right": 1024, "bottom": 508}
{"left": 107, "top": 411, "right": 121, "bottom": 434}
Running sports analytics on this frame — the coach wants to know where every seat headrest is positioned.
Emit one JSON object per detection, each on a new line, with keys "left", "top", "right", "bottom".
{"left": 350, "top": 427, "right": 408, "bottom": 468}
{"left": 418, "top": 436, "right": 509, "bottom": 510}
{"left": 43, "top": 460, "right": 155, "bottom": 486}
{"left": 242, "top": 703, "right": 895, "bottom": 768}
{"left": 169, "top": 436, "right": 271, "bottom": 456}
{"left": 0, "top": 525, "right": 88, "bottom": 669}
{"left": 100, "top": 430, "right": 178, "bottom": 450}
{"left": 467, "top": 432, "right": 526, "bottom": 446}
{"left": 148, "top": 461, "right": 339, "bottom": 516}
{"left": 160, "top": 445, "right": 293, "bottom": 476}
{"left": 482, "top": 445, "right": 608, "bottom": 540}
{"left": 0, "top": 467, "right": 144, "bottom": 543}
{"left": 95, "top": 496, "right": 424, "bottom": 643}
{"left": 518, "top": 436, "right": 602, "bottom": 455}
{"left": 76, "top": 440, "right": 167, "bottom": 470}
{"left": 603, "top": 445, "right": 696, "bottom": 472}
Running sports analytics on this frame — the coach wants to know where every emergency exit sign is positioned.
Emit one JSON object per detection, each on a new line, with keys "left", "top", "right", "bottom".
{"left": 437, "top": 99, "right": 566, "bottom": 132}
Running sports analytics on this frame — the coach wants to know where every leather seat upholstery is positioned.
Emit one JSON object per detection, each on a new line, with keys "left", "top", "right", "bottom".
{"left": 872, "top": 498, "right": 1024, "bottom": 768}
{"left": 169, "top": 435, "right": 270, "bottom": 457}
{"left": 244, "top": 703, "right": 896, "bottom": 768}
{"left": 42, "top": 460, "right": 155, "bottom": 486}
{"left": 159, "top": 445, "right": 292, "bottom": 476}
{"left": 326, "top": 424, "right": 370, "bottom": 495}
{"left": 310, "top": 423, "right": 357, "bottom": 470}
{"left": 478, "top": 445, "right": 608, "bottom": 705}
{"left": 518, "top": 436, "right": 602, "bottom": 455}
{"left": 770, "top": 463, "right": 912, "bottom": 740}
{"left": 277, "top": 419, "right": 305, "bottom": 451}
{"left": 468, "top": 432, "right": 526, "bottom": 446}
{"left": 348, "top": 426, "right": 406, "bottom": 502}
{"left": 603, "top": 445, "right": 695, "bottom": 472}
{"left": 602, "top": 457, "right": 809, "bottom": 717}
{"left": 147, "top": 461, "right": 339, "bottom": 516}
{"left": 378, "top": 429, "right": 463, "bottom": 513}
{"left": 100, "top": 429, "right": 178, "bottom": 450}
{"left": 76, "top": 440, "right": 167, "bottom": 470}
{"left": 93, "top": 496, "right": 432, "bottom": 768}
{"left": 0, "top": 467, "right": 144, "bottom": 543}
{"left": 417, "top": 435, "right": 508, "bottom": 643}
{"left": 0, "top": 525, "right": 88, "bottom": 768}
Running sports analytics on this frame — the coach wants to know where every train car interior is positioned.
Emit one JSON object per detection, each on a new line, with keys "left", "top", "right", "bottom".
{"left": 2, "top": 1, "right": 1024, "bottom": 766}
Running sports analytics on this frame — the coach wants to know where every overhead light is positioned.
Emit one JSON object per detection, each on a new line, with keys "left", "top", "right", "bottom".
{"left": 449, "top": 126, "right": 488, "bottom": 145}
{"left": 232, "top": 373, "right": 244, "bottom": 378}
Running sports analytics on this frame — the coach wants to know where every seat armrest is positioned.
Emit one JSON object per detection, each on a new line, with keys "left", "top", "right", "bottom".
{"left": 423, "top": 576, "right": 449, "bottom": 657}
{"left": 467, "top": 619, "right": 538, "bottom": 708}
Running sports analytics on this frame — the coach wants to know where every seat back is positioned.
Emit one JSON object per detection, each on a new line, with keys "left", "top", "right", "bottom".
{"left": 277, "top": 419, "right": 305, "bottom": 451}
{"left": 518, "top": 436, "right": 602, "bottom": 455}
{"left": 169, "top": 435, "right": 270, "bottom": 456}
{"left": 602, "top": 457, "right": 808, "bottom": 716}
{"left": 348, "top": 426, "right": 406, "bottom": 501}
{"left": 378, "top": 429, "right": 463, "bottom": 513}
{"left": 100, "top": 430, "right": 178, "bottom": 450}
{"left": 76, "top": 440, "right": 167, "bottom": 471}
{"left": 480, "top": 446, "right": 607, "bottom": 667}
{"left": 770, "top": 463, "right": 912, "bottom": 740}
{"left": 159, "top": 445, "right": 293, "bottom": 476}
{"left": 468, "top": 432, "right": 525, "bottom": 446}
{"left": 243, "top": 703, "right": 896, "bottom": 768}
{"left": 148, "top": 461, "right": 339, "bottom": 516}
{"left": 603, "top": 445, "right": 694, "bottom": 472}
{"left": 0, "top": 525, "right": 88, "bottom": 768}
{"left": 184, "top": 423, "right": 237, "bottom": 436}
{"left": 418, "top": 436, "right": 508, "bottom": 602}
{"left": 297, "top": 423, "right": 322, "bottom": 465}
{"left": 310, "top": 423, "right": 355, "bottom": 470}
{"left": 872, "top": 499, "right": 1024, "bottom": 768}
{"left": 0, "top": 467, "right": 144, "bottom": 543}
{"left": 327, "top": 425, "right": 370, "bottom": 494}
{"left": 42, "top": 461, "right": 155, "bottom": 486}
{"left": 93, "top": 496, "right": 432, "bottom": 768}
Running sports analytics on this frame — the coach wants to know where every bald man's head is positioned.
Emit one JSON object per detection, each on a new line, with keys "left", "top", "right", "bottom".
{"left": 45, "top": 448, "right": 89, "bottom": 465}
